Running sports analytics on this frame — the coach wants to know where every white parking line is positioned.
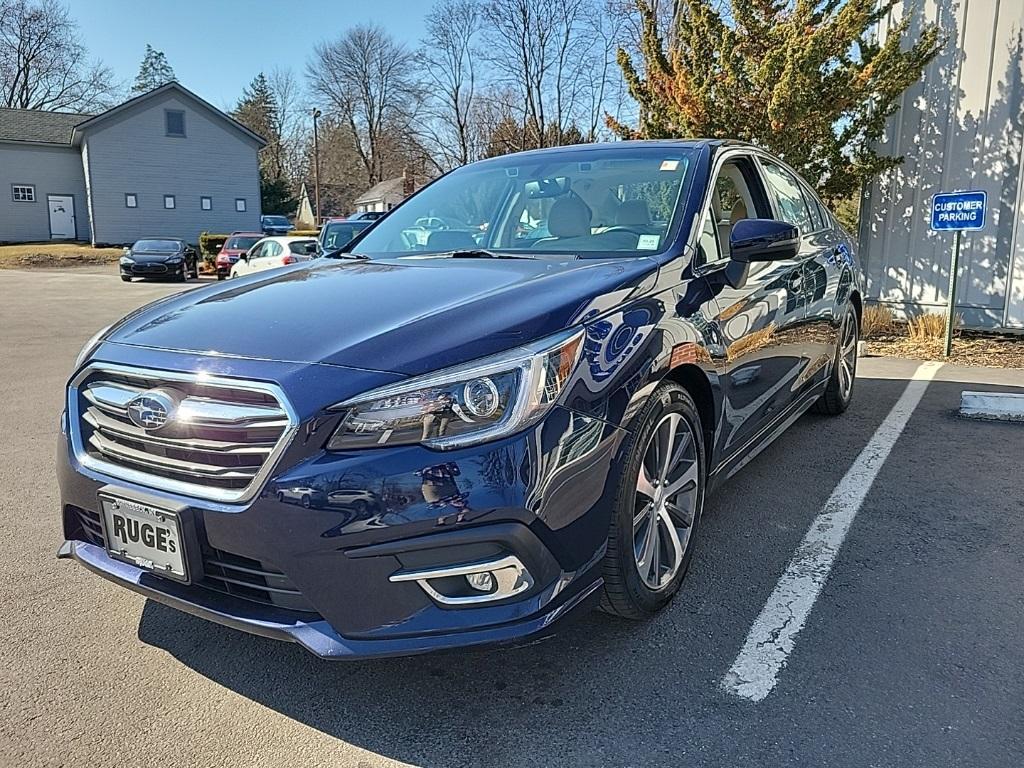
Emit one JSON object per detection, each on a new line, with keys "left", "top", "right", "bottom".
{"left": 721, "top": 361, "right": 943, "bottom": 702}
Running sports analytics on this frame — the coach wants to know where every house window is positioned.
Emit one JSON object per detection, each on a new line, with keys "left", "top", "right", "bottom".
{"left": 125, "top": 193, "right": 138, "bottom": 208}
{"left": 165, "top": 109, "right": 186, "bottom": 137}
{"left": 201, "top": 196, "right": 212, "bottom": 211}
{"left": 12, "top": 185, "right": 35, "bottom": 202}
{"left": 164, "top": 195, "right": 176, "bottom": 209}
{"left": 235, "top": 198, "right": 247, "bottom": 212}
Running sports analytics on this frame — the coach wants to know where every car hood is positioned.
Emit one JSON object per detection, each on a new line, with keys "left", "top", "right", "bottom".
{"left": 104, "top": 256, "right": 659, "bottom": 375}
{"left": 129, "top": 250, "right": 179, "bottom": 262}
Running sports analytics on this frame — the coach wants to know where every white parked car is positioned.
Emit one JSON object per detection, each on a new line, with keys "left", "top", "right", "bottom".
{"left": 229, "top": 236, "right": 319, "bottom": 278}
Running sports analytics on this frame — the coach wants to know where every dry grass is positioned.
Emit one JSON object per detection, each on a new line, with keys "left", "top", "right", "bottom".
{"left": 860, "top": 304, "right": 896, "bottom": 338}
{"left": 0, "top": 243, "right": 123, "bottom": 269}
{"left": 907, "top": 311, "right": 961, "bottom": 341}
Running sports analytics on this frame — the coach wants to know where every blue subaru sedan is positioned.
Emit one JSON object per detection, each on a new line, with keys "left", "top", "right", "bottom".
{"left": 58, "top": 141, "right": 862, "bottom": 659}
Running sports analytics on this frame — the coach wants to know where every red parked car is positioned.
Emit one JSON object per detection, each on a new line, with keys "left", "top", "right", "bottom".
{"left": 215, "top": 232, "right": 263, "bottom": 280}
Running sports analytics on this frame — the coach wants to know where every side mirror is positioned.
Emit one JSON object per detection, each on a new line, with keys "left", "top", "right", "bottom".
{"left": 730, "top": 219, "right": 800, "bottom": 263}
{"left": 240, "top": 251, "right": 250, "bottom": 261}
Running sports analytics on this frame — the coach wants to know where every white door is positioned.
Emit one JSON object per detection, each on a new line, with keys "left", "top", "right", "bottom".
{"left": 47, "top": 195, "right": 76, "bottom": 239}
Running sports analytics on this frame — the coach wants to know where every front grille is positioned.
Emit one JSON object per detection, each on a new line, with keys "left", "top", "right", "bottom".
{"left": 70, "top": 364, "right": 295, "bottom": 503}
{"left": 68, "top": 506, "right": 105, "bottom": 547}
{"left": 131, "top": 263, "right": 169, "bottom": 274}
{"left": 201, "top": 547, "right": 317, "bottom": 613}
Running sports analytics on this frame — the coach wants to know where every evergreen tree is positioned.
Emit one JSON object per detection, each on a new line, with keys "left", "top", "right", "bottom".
{"left": 609, "top": 0, "right": 942, "bottom": 203}
{"left": 233, "top": 74, "right": 295, "bottom": 215}
{"left": 132, "top": 44, "right": 176, "bottom": 94}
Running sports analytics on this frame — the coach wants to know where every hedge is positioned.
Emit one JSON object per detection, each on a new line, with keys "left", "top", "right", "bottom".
{"left": 199, "top": 232, "right": 230, "bottom": 257}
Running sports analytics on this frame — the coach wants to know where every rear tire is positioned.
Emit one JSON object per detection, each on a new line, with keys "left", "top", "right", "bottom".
{"left": 813, "top": 306, "right": 858, "bottom": 416}
{"left": 600, "top": 382, "right": 706, "bottom": 620}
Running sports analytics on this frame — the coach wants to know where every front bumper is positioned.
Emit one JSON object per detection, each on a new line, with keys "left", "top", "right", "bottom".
{"left": 121, "top": 261, "right": 182, "bottom": 278}
{"left": 57, "top": 539, "right": 602, "bottom": 658}
{"left": 58, "top": 351, "right": 626, "bottom": 658}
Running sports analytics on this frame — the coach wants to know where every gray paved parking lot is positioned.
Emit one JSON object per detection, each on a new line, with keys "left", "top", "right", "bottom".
{"left": 1, "top": 267, "right": 1022, "bottom": 767}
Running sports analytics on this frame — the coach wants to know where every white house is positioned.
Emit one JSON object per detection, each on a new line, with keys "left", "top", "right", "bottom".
{"left": 0, "top": 82, "right": 264, "bottom": 246}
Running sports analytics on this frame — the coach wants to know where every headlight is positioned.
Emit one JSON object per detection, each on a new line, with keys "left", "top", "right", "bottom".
{"left": 73, "top": 324, "right": 111, "bottom": 370}
{"left": 120, "top": 255, "right": 133, "bottom": 263}
{"left": 327, "top": 328, "right": 585, "bottom": 451}
{"left": 167, "top": 256, "right": 183, "bottom": 264}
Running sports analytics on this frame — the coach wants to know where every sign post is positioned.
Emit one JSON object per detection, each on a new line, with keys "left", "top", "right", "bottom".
{"left": 930, "top": 190, "right": 987, "bottom": 357}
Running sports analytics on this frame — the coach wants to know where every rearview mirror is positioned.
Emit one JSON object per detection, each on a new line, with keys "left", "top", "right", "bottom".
{"left": 730, "top": 219, "right": 799, "bottom": 263}
{"left": 525, "top": 176, "right": 571, "bottom": 198}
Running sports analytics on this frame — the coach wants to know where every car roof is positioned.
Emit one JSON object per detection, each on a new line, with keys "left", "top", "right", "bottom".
{"left": 229, "top": 231, "right": 263, "bottom": 237}
{"left": 467, "top": 138, "right": 752, "bottom": 167}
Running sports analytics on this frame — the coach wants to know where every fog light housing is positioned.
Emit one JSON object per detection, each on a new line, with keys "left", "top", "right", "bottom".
{"left": 466, "top": 571, "right": 495, "bottom": 593}
{"left": 389, "top": 554, "right": 534, "bottom": 606}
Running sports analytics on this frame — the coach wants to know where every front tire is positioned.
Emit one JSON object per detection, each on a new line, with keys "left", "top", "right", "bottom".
{"left": 120, "top": 275, "right": 131, "bottom": 282}
{"left": 600, "top": 382, "right": 706, "bottom": 620}
{"left": 813, "top": 306, "right": 858, "bottom": 415}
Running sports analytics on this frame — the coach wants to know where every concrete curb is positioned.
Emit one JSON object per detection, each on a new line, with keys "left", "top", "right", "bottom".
{"left": 959, "top": 391, "right": 1024, "bottom": 422}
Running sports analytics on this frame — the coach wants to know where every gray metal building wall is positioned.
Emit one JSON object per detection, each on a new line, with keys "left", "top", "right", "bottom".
{"left": 861, "top": 0, "right": 1024, "bottom": 330}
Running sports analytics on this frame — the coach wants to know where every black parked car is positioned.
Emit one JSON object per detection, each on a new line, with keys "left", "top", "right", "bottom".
{"left": 62, "top": 140, "right": 862, "bottom": 659}
{"left": 119, "top": 238, "right": 199, "bottom": 282}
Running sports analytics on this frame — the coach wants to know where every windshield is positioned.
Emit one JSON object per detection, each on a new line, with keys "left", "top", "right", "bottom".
{"left": 133, "top": 239, "right": 179, "bottom": 252}
{"left": 354, "top": 146, "right": 693, "bottom": 259}
{"left": 263, "top": 216, "right": 291, "bottom": 226}
{"left": 321, "top": 221, "right": 369, "bottom": 249}
{"left": 224, "top": 236, "right": 260, "bottom": 251}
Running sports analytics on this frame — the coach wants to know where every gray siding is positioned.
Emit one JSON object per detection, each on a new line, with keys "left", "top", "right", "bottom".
{"left": 81, "top": 91, "right": 262, "bottom": 245}
{"left": 0, "top": 142, "right": 89, "bottom": 242}
{"left": 861, "top": 0, "right": 1024, "bottom": 329}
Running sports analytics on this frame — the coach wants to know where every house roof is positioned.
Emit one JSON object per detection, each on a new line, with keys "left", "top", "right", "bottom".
{"left": 0, "top": 82, "right": 265, "bottom": 148}
{"left": 354, "top": 177, "right": 407, "bottom": 205}
{"left": 71, "top": 82, "right": 266, "bottom": 147}
{"left": 0, "top": 108, "right": 93, "bottom": 144}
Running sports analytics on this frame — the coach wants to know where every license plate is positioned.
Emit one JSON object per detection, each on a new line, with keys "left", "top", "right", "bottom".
{"left": 101, "top": 497, "right": 186, "bottom": 579}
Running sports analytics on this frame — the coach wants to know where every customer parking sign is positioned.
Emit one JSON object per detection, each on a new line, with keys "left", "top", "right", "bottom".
{"left": 931, "top": 190, "right": 987, "bottom": 231}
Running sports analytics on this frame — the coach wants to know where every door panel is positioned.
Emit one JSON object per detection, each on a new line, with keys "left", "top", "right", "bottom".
{"left": 48, "top": 195, "right": 75, "bottom": 239}
{"left": 701, "top": 154, "right": 813, "bottom": 460}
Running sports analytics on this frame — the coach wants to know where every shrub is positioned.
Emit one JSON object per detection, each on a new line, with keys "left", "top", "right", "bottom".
{"left": 907, "top": 312, "right": 960, "bottom": 341}
{"left": 199, "top": 231, "right": 230, "bottom": 257}
{"left": 861, "top": 304, "right": 895, "bottom": 338}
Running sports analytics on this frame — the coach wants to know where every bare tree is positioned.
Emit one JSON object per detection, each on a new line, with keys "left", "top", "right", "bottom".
{"left": 417, "top": 0, "right": 484, "bottom": 171}
{"left": 268, "top": 67, "right": 309, "bottom": 183}
{"left": 307, "top": 24, "right": 418, "bottom": 185}
{"left": 481, "top": 0, "right": 620, "bottom": 150}
{"left": 0, "top": 0, "right": 119, "bottom": 112}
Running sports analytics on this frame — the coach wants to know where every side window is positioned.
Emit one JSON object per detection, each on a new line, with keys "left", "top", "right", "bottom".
{"left": 760, "top": 160, "right": 813, "bottom": 234}
{"left": 702, "top": 156, "right": 768, "bottom": 263}
{"left": 248, "top": 243, "right": 264, "bottom": 259}
{"left": 265, "top": 241, "right": 283, "bottom": 259}
{"left": 697, "top": 207, "right": 722, "bottom": 265}
{"left": 801, "top": 185, "right": 824, "bottom": 231}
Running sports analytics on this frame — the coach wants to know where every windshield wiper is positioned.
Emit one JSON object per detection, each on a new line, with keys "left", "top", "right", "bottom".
{"left": 445, "top": 249, "right": 535, "bottom": 260}
{"left": 321, "top": 248, "right": 370, "bottom": 260}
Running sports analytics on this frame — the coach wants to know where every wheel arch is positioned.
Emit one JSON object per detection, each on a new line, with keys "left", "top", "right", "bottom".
{"left": 848, "top": 289, "right": 863, "bottom": 330}
{"left": 662, "top": 363, "right": 716, "bottom": 464}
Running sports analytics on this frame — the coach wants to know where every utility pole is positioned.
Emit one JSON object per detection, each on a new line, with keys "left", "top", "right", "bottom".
{"left": 311, "top": 108, "right": 322, "bottom": 226}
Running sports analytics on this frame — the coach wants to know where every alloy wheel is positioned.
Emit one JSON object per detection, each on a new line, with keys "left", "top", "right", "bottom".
{"left": 633, "top": 412, "right": 700, "bottom": 589}
{"left": 837, "top": 312, "right": 857, "bottom": 401}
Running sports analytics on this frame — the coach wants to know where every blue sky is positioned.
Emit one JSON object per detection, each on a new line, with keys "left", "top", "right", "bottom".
{"left": 66, "top": 0, "right": 431, "bottom": 109}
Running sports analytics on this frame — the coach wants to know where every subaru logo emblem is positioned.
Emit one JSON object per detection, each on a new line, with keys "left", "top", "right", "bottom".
{"left": 126, "top": 389, "right": 177, "bottom": 431}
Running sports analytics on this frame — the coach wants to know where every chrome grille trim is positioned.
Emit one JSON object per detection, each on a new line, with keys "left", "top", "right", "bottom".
{"left": 68, "top": 363, "right": 298, "bottom": 504}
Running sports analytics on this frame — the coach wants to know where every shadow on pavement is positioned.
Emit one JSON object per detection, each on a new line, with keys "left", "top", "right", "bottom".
{"left": 133, "top": 372, "right": 1020, "bottom": 767}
